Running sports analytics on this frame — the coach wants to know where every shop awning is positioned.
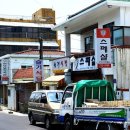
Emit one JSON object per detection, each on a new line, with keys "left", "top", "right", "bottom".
{"left": 42, "top": 75, "right": 65, "bottom": 86}
{"left": 13, "top": 80, "right": 33, "bottom": 84}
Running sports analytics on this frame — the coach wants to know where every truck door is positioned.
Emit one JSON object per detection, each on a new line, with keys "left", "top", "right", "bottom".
{"left": 59, "top": 86, "right": 74, "bottom": 123}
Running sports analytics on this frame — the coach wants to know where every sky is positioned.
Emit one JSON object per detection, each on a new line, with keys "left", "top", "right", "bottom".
{"left": 0, "top": 0, "right": 99, "bottom": 23}
{"left": 0, "top": 0, "right": 100, "bottom": 52}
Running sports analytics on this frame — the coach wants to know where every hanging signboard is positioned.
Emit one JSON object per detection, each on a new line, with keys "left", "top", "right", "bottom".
{"left": 1, "top": 59, "right": 9, "bottom": 84}
{"left": 73, "top": 55, "right": 97, "bottom": 71}
{"left": 94, "top": 28, "right": 111, "bottom": 68}
{"left": 52, "top": 57, "right": 70, "bottom": 74}
{"left": 33, "top": 59, "right": 43, "bottom": 83}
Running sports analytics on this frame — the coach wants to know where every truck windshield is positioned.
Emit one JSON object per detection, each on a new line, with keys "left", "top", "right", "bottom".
{"left": 47, "top": 92, "right": 63, "bottom": 103}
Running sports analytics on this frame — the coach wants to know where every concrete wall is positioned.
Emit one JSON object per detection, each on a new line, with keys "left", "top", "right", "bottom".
{"left": 8, "top": 85, "right": 16, "bottom": 111}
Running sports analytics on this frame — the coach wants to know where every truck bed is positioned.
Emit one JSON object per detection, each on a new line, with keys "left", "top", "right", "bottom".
{"left": 74, "top": 107, "right": 130, "bottom": 123}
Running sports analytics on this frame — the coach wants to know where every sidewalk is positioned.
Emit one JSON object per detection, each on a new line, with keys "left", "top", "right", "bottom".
{"left": 0, "top": 104, "right": 27, "bottom": 116}
{"left": 0, "top": 104, "right": 7, "bottom": 111}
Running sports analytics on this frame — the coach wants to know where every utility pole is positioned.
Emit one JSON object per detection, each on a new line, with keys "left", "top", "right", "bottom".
{"left": 39, "top": 37, "right": 43, "bottom": 89}
{"left": 39, "top": 37, "right": 43, "bottom": 60}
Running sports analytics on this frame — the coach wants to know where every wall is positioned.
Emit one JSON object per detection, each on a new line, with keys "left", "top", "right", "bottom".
{"left": 120, "top": 7, "right": 130, "bottom": 26}
{"left": 115, "top": 48, "right": 130, "bottom": 89}
{"left": 98, "top": 8, "right": 120, "bottom": 27}
{"left": 8, "top": 85, "right": 16, "bottom": 110}
{"left": 10, "top": 57, "right": 50, "bottom": 83}
{"left": 10, "top": 58, "right": 35, "bottom": 83}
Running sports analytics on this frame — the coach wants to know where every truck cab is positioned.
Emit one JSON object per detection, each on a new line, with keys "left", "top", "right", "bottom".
{"left": 58, "top": 80, "right": 130, "bottom": 130}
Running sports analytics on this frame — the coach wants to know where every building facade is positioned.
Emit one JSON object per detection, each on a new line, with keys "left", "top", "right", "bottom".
{"left": 0, "top": 8, "right": 64, "bottom": 110}
{"left": 0, "top": 49, "right": 65, "bottom": 111}
{"left": 0, "top": 8, "right": 60, "bottom": 56}
{"left": 53, "top": 0, "right": 130, "bottom": 100}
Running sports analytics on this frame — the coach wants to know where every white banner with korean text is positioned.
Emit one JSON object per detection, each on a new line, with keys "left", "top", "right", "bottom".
{"left": 94, "top": 28, "right": 111, "bottom": 68}
{"left": 51, "top": 57, "right": 70, "bottom": 74}
{"left": 72, "top": 55, "right": 97, "bottom": 71}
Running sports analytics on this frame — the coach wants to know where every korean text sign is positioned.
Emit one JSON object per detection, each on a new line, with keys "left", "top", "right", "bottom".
{"left": 94, "top": 28, "right": 111, "bottom": 68}
{"left": 72, "top": 55, "right": 97, "bottom": 71}
{"left": 1, "top": 59, "right": 9, "bottom": 84}
{"left": 52, "top": 57, "right": 70, "bottom": 71}
{"left": 33, "top": 59, "right": 43, "bottom": 82}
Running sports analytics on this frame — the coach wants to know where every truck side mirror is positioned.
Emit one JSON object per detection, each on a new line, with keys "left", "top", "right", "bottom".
{"left": 62, "top": 97, "right": 65, "bottom": 104}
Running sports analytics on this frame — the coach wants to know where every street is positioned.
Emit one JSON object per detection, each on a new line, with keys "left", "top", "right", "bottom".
{"left": 0, "top": 110, "right": 46, "bottom": 130}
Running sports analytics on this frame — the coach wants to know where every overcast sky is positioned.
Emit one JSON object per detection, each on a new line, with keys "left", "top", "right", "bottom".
{"left": 0, "top": 0, "right": 99, "bottom": 23}
{"left": 0, "top": 0, "right": 100, "bottom": 52}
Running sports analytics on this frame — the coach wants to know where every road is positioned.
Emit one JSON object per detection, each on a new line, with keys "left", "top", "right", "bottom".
{"left": 0, "top": 110, "right": 46, "bottom": 130}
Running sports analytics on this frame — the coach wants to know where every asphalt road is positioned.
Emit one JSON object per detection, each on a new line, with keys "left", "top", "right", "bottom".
{"left": 0, "top": 110, "right": 46, "bottom": 130}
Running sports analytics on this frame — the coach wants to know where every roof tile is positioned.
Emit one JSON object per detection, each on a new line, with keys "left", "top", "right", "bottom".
{"left": 13, "top": 67, "right": 33, "bottom": 79}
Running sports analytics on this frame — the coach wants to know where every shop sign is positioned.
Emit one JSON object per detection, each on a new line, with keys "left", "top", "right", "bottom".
{"left": 33, "top": 59, "right": 43, "bottom": 83}
{"left": 94, "top": 28, "right": 111, "bottom": 68}
{"left": 52, "top": 57, "right": 70, "bottom": 74}
{"left": 1, "top": 59, "right": 9, "bottom": 84}
{"left": 72, "top": 55, "right": 97, "bottom": 71}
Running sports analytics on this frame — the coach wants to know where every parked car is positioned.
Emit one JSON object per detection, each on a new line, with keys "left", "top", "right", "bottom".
{"left": 28, "top": 90, "right": 63, "bottom": 130}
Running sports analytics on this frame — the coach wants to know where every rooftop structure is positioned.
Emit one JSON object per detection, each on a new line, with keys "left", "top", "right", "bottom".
{"left": 0, "top": 8, "right": 60, "bottom": 56}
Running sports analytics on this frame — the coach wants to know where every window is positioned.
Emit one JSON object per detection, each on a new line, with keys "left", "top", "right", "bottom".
{"left": 47, "top": 92, "right": 63, "bottom": 103}
{"left": 62, "top": 86, "right": 73, "bottom": 103}
{"left": 29, "top": 93, "right": 35, "bottom": 102}
{"left": 21, "top": 65, "right": 32, "bottom": 68}
{"left": 124, "top": 28, "right": 130, "bottom": 45}
{"left": 11, "top": 46, "right": 23, "bottom": 52}
{"left": 103, "top": 22, "right": 114, "bottom": 45}
{"left": 35, "top": 92, "right": 42, "bottom": 103}
{"left": 85, "top": 36, "right": 93, "bottom": 51}
{"left": 113, "top": 27, "right": 123, "bottom": 45}
{"left": 40, "top": 93, "right": 47, "bottom": 103}
{"left": 0, "top": 25, "right": 56, "bottom": 40}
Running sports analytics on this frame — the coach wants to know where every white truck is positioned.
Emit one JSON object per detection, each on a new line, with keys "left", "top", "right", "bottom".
{"left": 58, "top": 80, "right": 130, "bottom": 130}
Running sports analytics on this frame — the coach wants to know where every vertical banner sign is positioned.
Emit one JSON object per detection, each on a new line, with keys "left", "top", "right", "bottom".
{"left": 34, "top": 59, "right": 43, "bottom": 83}
{"left": 1, "top": 59, "right": 9, "bottom": 84}
{"left": 94, "top": 28, "right": 111, "bottom": 68}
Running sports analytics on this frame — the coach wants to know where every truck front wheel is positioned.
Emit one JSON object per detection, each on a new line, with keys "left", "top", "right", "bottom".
{"left": 64, "top": 118, "right": 73, "bottom": 130}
